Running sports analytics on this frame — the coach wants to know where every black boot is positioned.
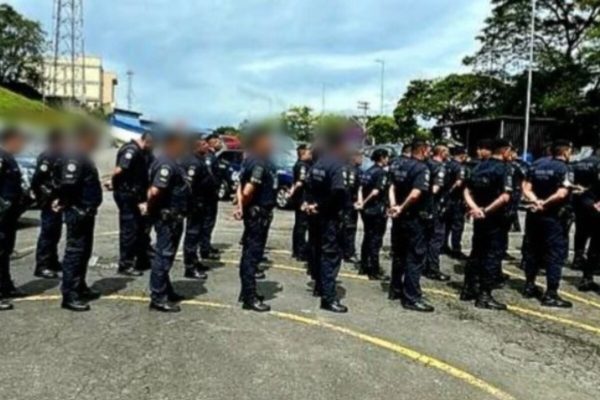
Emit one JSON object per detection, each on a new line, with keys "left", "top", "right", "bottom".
{"left": 117, "top": 266, "right": 143, "bottom": 277}
{"left": 459, "top": 286, "right": 478, "bottom": 301}
{"left": 34, "top": 268, "right": 59, "bottom": 279}
{"left": 475, "top": 292, "right": 507, "bottom": 310}
{"left": 320, "top": 299, "right": 348, "bottom": 313}
{"left": 61, "top": 298, "right": 91, "bottom": 312}
{"left": 184, "top": 267, "right": 208, "bottom": 280}
{"left": 541, "top": 292, "right": 572, "bottom": 308}
{"left": 0, "top": 299, "right": 14, "bottom": 311}
{"left": 149, "top": 301, "right": 181, "bottom": 313}
{"left": 578, "top": 278, "right": 600, "bottom": 292}
{"left": 255, "top": 271, "right": 266, "bottom": 280}
{"left": 522, "top": 283, "right": 543, "bottom": 299}
{"left": 424, "top": 270, "right": 451, "bottom": 282}
{"left": 402, "top": 300, "right": 434, "bottom": 313}
{"left": 242, "top": 299, "right": 271, "bottom": 312}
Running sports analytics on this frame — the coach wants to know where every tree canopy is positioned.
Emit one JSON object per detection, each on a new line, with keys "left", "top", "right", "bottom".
{"left": 0, "top": 4, "right": 45, "bottom": 88}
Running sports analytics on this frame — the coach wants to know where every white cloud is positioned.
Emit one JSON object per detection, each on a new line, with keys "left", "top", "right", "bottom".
{"left": 6, "top": 0, "right": 492, "bottom": 126}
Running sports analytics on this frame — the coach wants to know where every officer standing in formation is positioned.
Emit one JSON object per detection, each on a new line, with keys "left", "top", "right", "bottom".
{"left": 461, "top": 139, "right": 513, "bottom": 310}
{"left": 342, "top": 149, "right": 363, "bottom": 264}
{"left": 146, "top": 131, "right": 191, "bottom": 313}
{"left": 234, "top": 128, "right": 277, "bottom": 312}
{"left": 202, "top": 134, "right": 224, "bottom": 260}
{"left": 305, "top": 134, "right": 349, "bottom": 313}
{"left": 571, "top": 148, "right": 600, "bottom": 271}
{"left": 521, "top": 140, "right": 574, "bottom": 307}
{"left": 424, "top": 144, "right": 451, "bottom": 281}
{"left": 55, "top": 126, "right": 104, "bottom": 311}
{"left": 576, "top": 150, "right": 600, "bottom": 291}
{"left": 358, "top": 148, "right": 390, "bottom": 280}
{"left": 0, "top": 128, "right": 27, "bottom": 311}
{"left": 443, "top": 146, "right": 467, "bottom": 259}
{"left": 289, "top": 144, "right": 312, "bottom": 262}
{"left": 388, "top": 139, "right": 435, "bottom": 312}
{"left": 111, "top": 132, "right": 154, "bottom": 277}
{"left": 31, "top": 129, "right": 65, "bottom": 279}
{"left": 182, "top": 133, "right": 214, "bottom": 279}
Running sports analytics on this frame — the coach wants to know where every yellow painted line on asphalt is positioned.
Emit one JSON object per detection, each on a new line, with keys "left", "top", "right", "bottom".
{"left": 423, "top": 289, "right": 600, "bottom": 337}
{"left": 14, "top": 293, "right": 515, "bottom": 400}
{"left": 272, "top": 310, "right": 515, "bottom": 400}
{"left": 503, "top": 269, "right": 600, "bottom": 311}
{"left": 215, "top": 259, "right": 600, "bottom": 338}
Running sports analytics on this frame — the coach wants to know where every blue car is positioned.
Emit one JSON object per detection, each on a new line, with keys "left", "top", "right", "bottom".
{"left": 273, "top": 152, "right": 295, "bottom": 209}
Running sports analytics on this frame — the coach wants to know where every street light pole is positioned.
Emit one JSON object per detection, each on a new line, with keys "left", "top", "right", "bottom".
{"left": 523, "top": 0, "right": 536, "bottom": 160}
{"left": 375, "top": 59, "right": 385, "bottom": 115}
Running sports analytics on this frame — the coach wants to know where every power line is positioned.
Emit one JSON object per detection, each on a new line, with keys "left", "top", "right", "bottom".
{"left": 126, "top": 70, "right": 134, "bottom": 110}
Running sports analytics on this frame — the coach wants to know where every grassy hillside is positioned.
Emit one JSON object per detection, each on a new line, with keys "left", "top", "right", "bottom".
{"left": 0, "top": 87, "right": 70, "bottom": 127}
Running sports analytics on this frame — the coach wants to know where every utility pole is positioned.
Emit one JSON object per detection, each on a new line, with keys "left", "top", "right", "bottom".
{"left": 126, "top": 70, "right": 134, "bottom": 110}
{"left": 321, "top": 83, "right": 326, "bottom": 114}
{"left": 375, "top": 59, "right": 385, "bottom": 115}
{"left": 523, "top": 0, "right": 536, "bottom": 160}
{"left": 50, "top": 0, "right": 86, "bottom": 106}
{"left": 357, "top": 100, "right": 370, "bottom": 142}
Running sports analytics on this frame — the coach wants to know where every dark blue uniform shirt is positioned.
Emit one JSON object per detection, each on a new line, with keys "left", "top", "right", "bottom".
{"left": 0, "top": 148, "right": 23, "bottom": 210}
{"left": 31, "top": 150, "right": 62, "bottom": 204}
{"left": 390, "top": 157, "right": 431, "bottom": 216}
{"left": 361, "top": 164, "right": 388, "bottom": 214}
{"left": 306, "top": 154, "right": 346, "bottom": 216}
{"left": 239, "top": 155, "right": 277, "bottom": 210}
{"left": 113, "top": 140, "right": 151, "bottom": 200}
{"left": 527, "top": 157, "right": 573, "bottom": 214}
{"left": 149, "top": 156, "right": 191, "bottom": 215}
{"left": 466, "top": 158, "right": 512, "bottom": 210}
{"left": 58, "top": 152, "right": 103, "bottom": 211}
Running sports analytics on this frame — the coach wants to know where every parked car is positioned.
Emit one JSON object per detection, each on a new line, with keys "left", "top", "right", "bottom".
{"left": 272, "top": 150, "right": 295, "bottom": 209}
{"left": 216, "top": 149, "right": 244, "bottom": 200}
{"left": 361, "top": 144, "right": 402, "bottom": 170}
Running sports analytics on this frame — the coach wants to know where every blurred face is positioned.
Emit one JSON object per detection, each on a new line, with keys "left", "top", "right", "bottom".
{"left": 80, "top": 133, "right": 100, "bottom": 153}
{"left": 142, "top": 136, "right": 154, "bottom": 151}
{"left": 4, "top": 134, "right": 26, "bottom": 154}
{"left": 208, "top": 137, "right": 222, "bottom": 151}
{"left": 255, "top": 134, "right": 273, "bottom": 157}
{"left": 352, "top": 153, "right": 363, "bottom": 165}
{"left": 194, "top": 139, "right": 209, "bottom": 154}
{"left": 381, "top": 155, "right": 390, "bottom": 166}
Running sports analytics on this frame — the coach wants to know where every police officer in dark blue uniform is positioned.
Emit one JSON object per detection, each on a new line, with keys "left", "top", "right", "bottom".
{"left": 201, "top": 134, "right": 224, "bottom": 260}
{"left": 182, "top": 133, "right": 212, "bottom": 280}
{"left": 508, "top": 149, "right": 529, "bottom": 233}
{"left": 461, "top": 139, "right": 513, "bottom": 310}
{"left": 443, "top": 146, "right": 468, "bottom": 259}
{"left": 342, "top": 149, "right": 363, "bottom": 264}
{"left": 522, "top": 140, "right": 574, "bottom": 308}
{"left": 55, "top": 126, "right": 103, "bottom": 312}
{"left": 111, "top": 132, "right": 154, "bottom": 277}
{"left": 571, "top": 149, "right": 600, "bottom": 270}
{"left": 289, "top": 144, "right": 312, "bottom": 261}
{"left": 146, "top": 131, "right": 191, "bottom": 313}
{"left": 0, "top": 127, "right": 27, "bottom": 311}
{"left": 31, "top": 129, "right": 65, "bottom": 279}
{"left": 305, "top": 134, "right": 348, "bottom": 313}
{"left": 358, "top": 148, "right": 390, "bottom": 280}
{"left": 577, "top": 157, "right": 600, "bottom": 292}
{"left": 388, "top": 139, "right": 434, "bottom": 312}
{"left": 424, "top": 143, "right": 451, "bottom": 281}
{"left": 233, "top": 129, "right": 276, "bottom": 312}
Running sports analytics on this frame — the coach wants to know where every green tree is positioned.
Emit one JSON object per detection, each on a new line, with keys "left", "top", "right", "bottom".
{"left": 213, "top": 125, "right": 241, "bottom": 137}
{"left": 366, "top": 115, "right": 399, "bottom": 143}
{"left": 464, "top": 0, "right": 600, "bottom": 118}
{"left": 394, "top": 73, "right": 510, "bottom": 124}
{"left": 0, "top": 4, "right": 45, "bottom": 88}
{"left": 281, "top": 106, "right": 316, "bottom": 142}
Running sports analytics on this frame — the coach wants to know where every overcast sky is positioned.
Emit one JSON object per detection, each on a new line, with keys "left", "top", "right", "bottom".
{"left": 8, "top": 0, "right": 490, "bottom": 127}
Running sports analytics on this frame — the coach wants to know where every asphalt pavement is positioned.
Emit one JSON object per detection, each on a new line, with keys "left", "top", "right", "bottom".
{"left": 2, "top": 191, "right": 600, "bottom": 400}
